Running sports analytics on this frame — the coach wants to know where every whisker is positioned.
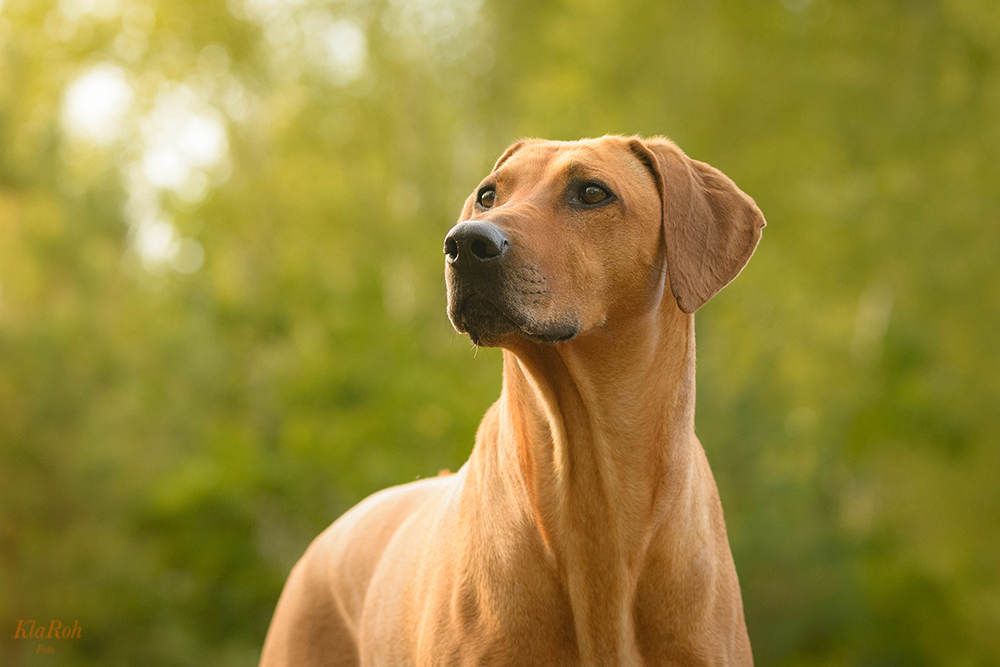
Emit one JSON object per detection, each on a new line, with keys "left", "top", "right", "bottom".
{"left": 599, "top": 324, "right": 616, "bottom": 351}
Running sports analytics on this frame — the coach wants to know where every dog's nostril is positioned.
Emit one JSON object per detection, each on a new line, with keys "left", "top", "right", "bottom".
{"left": 470, "top": 238, "right": 500, "bottom": 260}
{"left": 444, "top": 237, "right": 458, "bottom": 260}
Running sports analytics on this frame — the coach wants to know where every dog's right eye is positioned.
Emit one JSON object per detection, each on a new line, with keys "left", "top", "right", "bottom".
{"left": 477, "top": 188, "right": 496, "bottom": 209}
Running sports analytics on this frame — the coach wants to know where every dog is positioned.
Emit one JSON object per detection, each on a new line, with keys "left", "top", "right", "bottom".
{"left": 260, "top": 135, "right": 765, "bottom": 666}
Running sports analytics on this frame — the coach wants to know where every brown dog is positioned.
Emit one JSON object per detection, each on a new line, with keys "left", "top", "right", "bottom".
{"left": 260, "top": 135, "right": 765, "bottom": 666}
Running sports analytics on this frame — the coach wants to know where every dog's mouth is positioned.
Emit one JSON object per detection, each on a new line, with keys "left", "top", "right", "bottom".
{"left": 453, "top": 293, "right": 580, "bottom": 347}
{"left": 454, "top": 294, "right": 518, "bottom": 346}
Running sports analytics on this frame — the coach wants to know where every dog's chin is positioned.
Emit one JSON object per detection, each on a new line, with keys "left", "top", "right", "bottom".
{"left": 453, "top": 295, "right": 518, "bottom": 347}
{"left": 451, "top": 295, "right": 580, "bottom": 347}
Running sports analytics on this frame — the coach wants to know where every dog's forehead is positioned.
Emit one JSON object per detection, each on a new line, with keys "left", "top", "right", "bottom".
{"left": 497, "top": 138, "right": 644, "bottom": 183}
{"left": 487, "top": 139, "right": 658, "bottom": 216}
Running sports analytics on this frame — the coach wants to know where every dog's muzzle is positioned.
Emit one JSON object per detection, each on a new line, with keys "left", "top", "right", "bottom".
{"left": 444, "top": 221, "right": 510, "bottom": 267}
{"left": 444, "top": 220, "right": 519, "bottom": 344}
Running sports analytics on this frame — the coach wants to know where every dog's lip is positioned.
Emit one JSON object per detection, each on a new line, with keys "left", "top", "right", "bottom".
{"left": 457, "top": 293, "right": 516, "bottom": 328}
{"left": 457, "top": 293, "right": 579, "bottom": 345}
{"left": 461, "top": 293, "right": 506, "bottom": 315}
{"left": 516, "top": 322, "right": 579, "bottom": 344}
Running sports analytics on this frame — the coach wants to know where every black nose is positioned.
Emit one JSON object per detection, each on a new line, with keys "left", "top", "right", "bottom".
{"left": 444, "top": 221, "right": 510, "bottom": 265}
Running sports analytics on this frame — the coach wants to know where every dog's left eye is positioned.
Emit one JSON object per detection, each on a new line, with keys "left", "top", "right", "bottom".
{"left": 580, "top": 185, "right": 608, "bottom": 205}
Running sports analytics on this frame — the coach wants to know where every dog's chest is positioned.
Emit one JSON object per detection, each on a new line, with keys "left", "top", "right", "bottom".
{"left": 359, "top": 516, "right": 583, "bottom": 664}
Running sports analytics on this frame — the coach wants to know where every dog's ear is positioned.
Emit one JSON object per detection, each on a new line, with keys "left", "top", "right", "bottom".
{"left": 629, "top": 137, "right": 765, "bottom": 314}
{"left": 492, "top": 139, "right": 531, "bottom": 172}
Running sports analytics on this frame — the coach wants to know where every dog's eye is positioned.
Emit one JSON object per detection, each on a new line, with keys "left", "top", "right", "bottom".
{"left": 478, "top": 188, "right": 496, "bottom": 209}
{"left": 581, "top": 185, "right": 608, "bottom": 205}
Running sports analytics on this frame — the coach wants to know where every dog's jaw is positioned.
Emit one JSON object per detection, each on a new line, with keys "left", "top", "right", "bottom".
{"left": 449, "top": 291, "right": 581, "bottom": 347}
{"left": 450, "top": 293, "right": 519, "bottom": 346}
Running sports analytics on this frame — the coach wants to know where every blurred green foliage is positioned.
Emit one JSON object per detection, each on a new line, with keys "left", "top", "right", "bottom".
{"left": 1, "top": 0, "right": 999, "bottom": 664}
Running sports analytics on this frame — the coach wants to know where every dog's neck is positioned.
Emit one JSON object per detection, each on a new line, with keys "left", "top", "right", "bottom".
{"left": 472, "top": 297, "right": 706, "bottom": 663}
{"left": 500, "top": 302, "right": 698, "bottom": 538}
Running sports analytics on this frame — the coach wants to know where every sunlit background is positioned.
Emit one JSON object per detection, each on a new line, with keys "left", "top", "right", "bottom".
{"left": 2, "top": 0, "right": 999, "bottom": 664}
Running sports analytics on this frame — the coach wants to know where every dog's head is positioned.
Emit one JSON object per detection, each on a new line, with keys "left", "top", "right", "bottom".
{"left": 444, "top": 135, "right": 765, "bottom": 347}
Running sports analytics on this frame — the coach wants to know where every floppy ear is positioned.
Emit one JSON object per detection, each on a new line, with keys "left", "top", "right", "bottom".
{"left": 629, "top": 137, "right": 765, "bottom": 314}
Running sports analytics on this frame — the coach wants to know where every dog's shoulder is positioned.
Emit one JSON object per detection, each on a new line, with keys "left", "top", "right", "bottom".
{"left": 260, "top": 476, "right": 455, "bottom": 665}
{"left": 306, "top": 476, "right": 455, "bottom": 618}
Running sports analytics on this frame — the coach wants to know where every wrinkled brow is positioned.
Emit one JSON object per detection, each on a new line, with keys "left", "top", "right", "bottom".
{"left": 557, "top": 160, "right": 621, "bottom": 187}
